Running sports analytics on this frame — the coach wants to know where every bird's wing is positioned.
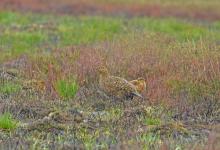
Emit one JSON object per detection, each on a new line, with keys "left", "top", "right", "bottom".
{"left": 109, "top": 76, "right": 130, "bottom": 89}
{"left": 103, "top": 76, "right": 143, "bottom": 99}
{"left": 110, "top": 76, "right": 140, "bottom": 93}
{"left": 101, "top": 76, "right": 122, "bottom": 92}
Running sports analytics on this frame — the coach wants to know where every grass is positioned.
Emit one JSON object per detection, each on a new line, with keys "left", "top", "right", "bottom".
{"left": 0, "top": 12, "right": 125, "bottom": 56}
{"left": 57, "top": 16, "right": 124, "bottom": 45}
{"left": 0, "top": 82, "right": 21, "bottom": 95}
{"left": 0, "top": 112, "right": 17, "bottom": 130}
{"left": 144, "top": 118, "right": 161, "bottom": 126}
{"left": 0, "top": 11, "right": 219, "bottom": 59}
{"left": 167, "top": 79, "right": 220, "bottom": 100}
{"left": 138, "top": 133, "right": 161, "bottom": 149}
{"left": 55, "top": 79, "right": 79, "bottom": 99}
{"left": 129, "top": 18, "right": 219, "bottom": 41}
{"left": 95, "top": 0, "right": 220, "bottom": 9}
{"left": 1, "top": 31, "right": 47, "bottom": 53}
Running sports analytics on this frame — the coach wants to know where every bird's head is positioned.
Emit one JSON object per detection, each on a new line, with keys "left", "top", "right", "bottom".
{"left": 130, "top": 77, "right": 146, "bottom": 93}
{"left": 130, "top": 78, "right": 145, "bottom": 85}
{"left": 136, "top": 77, "right": 147, "bottom": 91}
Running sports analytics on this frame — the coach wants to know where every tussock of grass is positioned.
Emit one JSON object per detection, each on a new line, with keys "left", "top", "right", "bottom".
{"left": 138, "top": 133, "right": 161, "bottom": 149}
{"left": 0, "top": 113, "right": 17, "bottom": 130}
{"left": 55, "top": 79, "right": 78, "bottom": 99}
{"left": 144, "top": 118, "right": 161, "bottom": 126}
{"left": 0, "top": 82, "right": 21, "bottom": 95}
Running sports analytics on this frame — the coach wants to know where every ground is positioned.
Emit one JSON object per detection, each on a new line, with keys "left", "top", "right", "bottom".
{"left": 0, "top": 0, "right": 220, "bottom": 149}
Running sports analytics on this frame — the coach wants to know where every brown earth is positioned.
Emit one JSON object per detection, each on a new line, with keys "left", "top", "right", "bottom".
{"left": 0, "top": 0, "right": 220, "bottom": 21}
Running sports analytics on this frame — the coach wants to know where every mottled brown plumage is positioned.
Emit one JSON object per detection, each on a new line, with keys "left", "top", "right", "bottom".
{"left": 129, "top": 78, "right": 146, "bottom": 93}
{"left": 98, "top": 66, "right": 143, "bottom": 100}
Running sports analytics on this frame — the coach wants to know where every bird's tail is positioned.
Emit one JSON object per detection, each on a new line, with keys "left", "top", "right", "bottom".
{"left": 132, "top": 92, "right": 144, "bottom": 99}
